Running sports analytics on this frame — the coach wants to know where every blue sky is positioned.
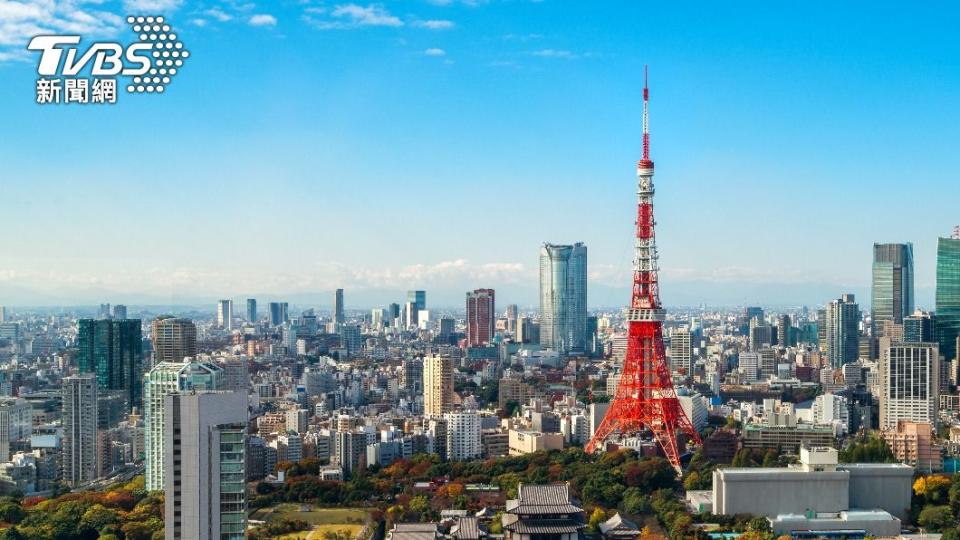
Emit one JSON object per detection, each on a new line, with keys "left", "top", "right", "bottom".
{"left": 0, "top": 1, "right": 958, "bottom": 308}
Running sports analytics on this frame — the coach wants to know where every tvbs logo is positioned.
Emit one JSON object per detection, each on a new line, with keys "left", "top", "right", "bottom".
{"left": 28, "top": 16, "right": 189, "bottom": 105}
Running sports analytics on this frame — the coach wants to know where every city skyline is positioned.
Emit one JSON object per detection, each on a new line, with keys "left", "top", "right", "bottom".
{"left": 2, "top": 2, "right": 959, "bottom": 307}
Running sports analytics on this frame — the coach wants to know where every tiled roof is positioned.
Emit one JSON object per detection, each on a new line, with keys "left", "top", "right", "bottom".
{"left": 507, "top": 483, "right": 583, "bottom": 515}
{"left": 505, "top": 519, "right": 583, "bottom": 534}
{"left": 389, "top": 523, "right": 438, "bottom": 540}
{"left": 452, "top": 516, "right": 481, "bottom": 540}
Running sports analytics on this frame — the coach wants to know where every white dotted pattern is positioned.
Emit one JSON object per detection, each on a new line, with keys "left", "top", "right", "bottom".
{"left": 126, "top": 15, "right": 188, "bottom": 94}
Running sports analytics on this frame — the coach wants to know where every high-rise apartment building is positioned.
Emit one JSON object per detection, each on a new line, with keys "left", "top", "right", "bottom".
{"left": 77, "top": 318, "right": 143, "bottom": 411}
{"left": 113, "top": 304, "right": 128, "bottom": 320}
{"left": 936, "top": 232, "right": 960, "bottom": 362}
{"left": 444, "top": 412, "right": 482, "bottom": 461}
{"left": 826, "top": 294, "right": 860, "bottom": 367}
{"left": 871, "top": 243, "right": 915, "bottom": 328}
{"left": 539, "top": 242, "right": 587, "bottom": 355}
{"left": 669, "top": 327, "right": 692, "bottom": 374}
{"left": 466, "top": 289, "right": 496, "bottom": 347}
{"left": 164, "top": 391, "right": 247, "bottom": 540}
{"left": 144, "top": 358, "right": 224, "bottom": 491}
{"left": 246, "top": 298, "right": 257, "bottom": 322}
{"left": 62, "top": 374, "right": 98, "bottom": 487}
{"left": 880, "top": 342, "right": 940, "bottom": 429}
{"left": 333, "top": 289, "right": 345, "bottom": 324}
{"left": 506, "top": 304, "right": 519, "bottom": 333}
{"left": 151, "top": 316, "right": 198, "bottom": 364}
{"left": 0, "top": 398, "right": 31, "bottom": 462}
{"left": 423, "top": 355, "right": 453, "bottom": 416}
{"left": 217, "top": 299, "right": 233, "bottom": 331}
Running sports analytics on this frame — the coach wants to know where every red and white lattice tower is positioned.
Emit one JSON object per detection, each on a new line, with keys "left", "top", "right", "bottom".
{"left": 585, "top": 67, "right": 701, "bottom": 472}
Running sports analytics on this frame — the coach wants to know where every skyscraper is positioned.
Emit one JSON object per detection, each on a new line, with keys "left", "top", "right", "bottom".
{"left": 880, "top": 342, "right": 939, "bottom": 429}
{"left": 423, "top": 354, "right": 453, "bottom": 416}
{"left": 0, "top": 306, "right": 6, "bottom": 322}
{"left": 246, "top": 298, "right": 257, "bottom": 322}
{"left": 904, "top": 311, "right": 936, "bottom": 343}
{"left": 269, "top": 302, "right": 288, "bottom": 326}
{"left": 936, "top": 231, "right": 960, "bottom": 362}
{"left": 406, "top": 291, "right": 426, "bottom": 328}
{"left": 217, "top": 299, "right": 233, "bottom": 331}
{"left": 466, "top": 288, "right": 496, "bottom": 347}
{"left": 388, "top": 303, "right": 400, "bottom": 327}
{"left": 112, "top": 304, "right": 128, "bottom": 320}
{"left": 506, "top": 304, "right": 519, "bottom": 333}
{"left": 825, "top": 294, "right": 860, "bottom": 367}
{"left": 62, "top": 374, "right": 98, "bottom": 488}
{"left": 539, "top": 242, "right": 587, "bottom": 355}
{"left": 333, "top": 289, "right": 345, "bottom": 324}
{"left": 151, "top": 316, "right": 198, "bottom": 364}
{"left": 872, "top": 243, "right": 915, "bottom": 329}
{"left": 164, "top": 391, "right": 247, "bottom": 540}
{"left": 77, "top": 318, "right": 143, "bottom": 411}
{"left": 144, "top": 358, "right": 224, "bottom": 491}
{"left": 669, "top": 327, "right": 692, "bottom": 374}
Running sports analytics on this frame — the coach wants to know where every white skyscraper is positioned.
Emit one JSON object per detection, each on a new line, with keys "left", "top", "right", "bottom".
{"left": 62, "top": 374, "right": 98, "bottom": 487}
{"left": 164, "top": 391, "right": 247, "bottom": 540}
{"left": 217, "top": 299, "right": 233, "bottom": 331}
{"left": 669, "top": 326, "right": 692, "bottom": 374}
{"left": 811, "top": 393, "right": 851, "bottom": 434}
{"left": 739, "top": 352, "right": 761, "bottom": 382}
{"left": 880, "top": 342, "right": 940, "bottom": 429}
{"left": 539, "top": 242, "right": 587, "bottom": 355}
{"left": 144, "top": 359, "right": 224, "bottom": 491}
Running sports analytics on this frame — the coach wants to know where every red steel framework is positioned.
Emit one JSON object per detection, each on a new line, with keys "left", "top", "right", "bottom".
{"left": 585, "top": 67, "right": 701, "bottom": 472}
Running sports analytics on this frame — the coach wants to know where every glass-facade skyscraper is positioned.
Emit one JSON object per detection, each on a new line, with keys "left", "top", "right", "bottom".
{"left": 871, "top": 243, "right": 914, "bottom": 327}
{"left": 539, "top": 242, "right": 587, "bottom": 355}
{"left": 826, "top": 294, "right": 860, "bottom": 368}
{"left": 76, "top": 318, "right": 143, "bottom": 411}
{"left": 936, "top": 234, "right": 960, "bottom": 362}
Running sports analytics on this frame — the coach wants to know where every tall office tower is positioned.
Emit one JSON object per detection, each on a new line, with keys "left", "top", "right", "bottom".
{"left": 388, "top": 303, "right": 400, "bottom": 327}
{"left": 586, "top": 71, "right": 700, "bottom": 472}
{"left": 466, "top": 289, "right": 496, "bottom": 347}
{"left": 164, "top": 391, "right": 247, "bottom": 540}
{"left": 936, "top": 230, "right": 960, "bottom": 362}
{"left": 0, "top": 306, "right": 6, "bottom": 322}
{"left": 144, "top": 358, "right": 224, "bottom": 491}
{"left": 904, "top": 311, "right": 936, "bottom": 343}
{"left": 740, "top": 306, "right": 764, "bottom": 335}
{"left": 517, "top": 317, "right": 540, "bottom": 344}
{"left": 776, "top": 314, "right": 794, "bottom": 347}
{"left": 539, "top": 242, "right": 588, "bottom": 355}
{"left": 339, "top": 324, "right": 362, "bottom": 355}
{"left": 62, "top": 374, "right": 98, "bottom": 488}
{"left": 217, "top": 299, "right": 233, "bottom": 331}
{"left": 872, "top": 243, "right": 915, "bottom": 329}
{"left": 506, "top": 304, "right": 519, "bottom": 333}
{"left": 738, "top": 352, "right": 760, "bottom": 382}
{"left": 423, "top": 354, "right": 454, "bottom": 416}
{"left": 77, "top": 319, "right": 143, "bottom": 411}
{"left": 748, "top": 320, "right": 773, "bottom": 352}
{"left": 0, "top": 398, "right": 31, "bottom": 462}
{"left": 334, "top": 289, "right": 345, "bottom": 324}
{"left": 401, "top": 358, "right": 424, "bottom": 394}
{"left": 246, "top": 298, "right": 257, "bottom": 322}
{"left": 669, "top": 327, "right": 692, "bottom": 374}
{"left": 826, "top": 294, "right": 861, "bottom": 367}
{"left": 151, "top": 316, "right": 198, "bottom": 364}
{"left": 113, "top": 304, "right": 128, "bottom": 320}
{"left": 405, "top": 291, "right": 426, "bottom": 328}
{"left": 99, "top": 303, "right": 111, "bottom": 319}
{"left": 817, "top": 308, "right": 828, "bottom": 352}
{"left": 586, "top": 316, "right": 599, "bottom": 356}
{"left": 880, "top": 342, "right": 940, "bottom": 429}
{"left": 267, "top": 301, "right": 289, "bottom": 325}
{"left": 371, "top": 308, "right": 387, "bottom": 329}
{"left": 444, "top": 412, "right": 482, "bottom": 461}
{"left": 438, "top": 317, "right": 455, "bottom": 345}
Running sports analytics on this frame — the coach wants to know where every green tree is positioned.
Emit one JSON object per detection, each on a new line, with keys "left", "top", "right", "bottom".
{"left": 588, "top": 508, "right": 607, "bottom": 532}
{"left": 918, "top": 505, "right": 954, "bottom": 531}
{"left": 683, "top": 472, "right": 701, "bottom": 491}
{"left": 761, "top": 450, "right": 778, "bottom": 467}
{"left": 0, "top": 501, "right": 25, "bottom": 524}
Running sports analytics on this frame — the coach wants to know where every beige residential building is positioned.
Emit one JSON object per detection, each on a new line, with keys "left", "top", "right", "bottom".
{"left": 423, "top": 355, "right": 454, "bottom": 416}
{"left": 508, "top": 429, "right": 563, "bottom": 456}
{"left": 882, "top": 420, "right": 942, "bottom": 473}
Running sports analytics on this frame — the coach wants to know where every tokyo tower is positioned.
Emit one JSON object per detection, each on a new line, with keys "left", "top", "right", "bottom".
{"left": 585, "top": 67, "right": 701, "bottom": 472}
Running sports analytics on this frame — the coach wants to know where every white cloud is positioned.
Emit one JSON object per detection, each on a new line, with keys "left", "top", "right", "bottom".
{"left": 0, "top": 1, "right": 128, "bottom": 58}
{"left": 330, "top": 3, "right": 402, "bottom": 27}
{"left": 530, "top": 48, "right": 578, "bottom": 59}
{"left": 248, "top": 13, "right": 276, "bottom": 26}
{"left": 123, "top": 0, "right": 184, "bottom": 11}
{"left": 424, "top": 47, "right": 445, "bottom": 56}
{"left": 205, "top": 7, "right": 233, "bottom": 22}
{"left": 413, "top": 19, "right": 454, "bottom": 30}
{"left": 190, "top": 18, "right": 207, "bottom": 26}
